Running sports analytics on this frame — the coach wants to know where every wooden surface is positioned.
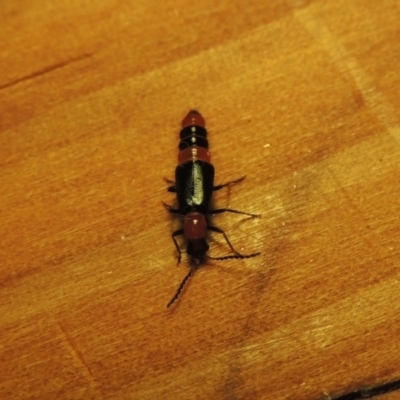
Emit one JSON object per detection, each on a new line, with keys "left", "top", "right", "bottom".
{"left": 1, "top": 1, "right": 400, "bottom": 399}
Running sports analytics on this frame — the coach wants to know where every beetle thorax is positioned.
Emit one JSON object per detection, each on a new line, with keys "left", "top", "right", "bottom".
{"left": 183, "top": 212, "right": 207, "bottom": 240}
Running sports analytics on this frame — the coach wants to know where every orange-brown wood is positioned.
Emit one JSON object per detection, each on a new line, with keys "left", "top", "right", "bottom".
{"left": 1, "top": 1, "right": 400, "bottom": 399}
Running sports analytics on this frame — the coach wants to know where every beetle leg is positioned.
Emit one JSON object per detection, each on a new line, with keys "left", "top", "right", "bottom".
{"left": 213, "top": 175, "right": 246, "bottom": 191}
{"left": 207, "top": 226, "right": 260, "bottom": 259}
{"left": 207, "top": 226, "right": 242, "bottom": 256}
{"left": 164, "top": 177, "right": 177, "bottom": 192}
{"left": 171, "top": 229, "right": 184, "bottom": 264}
{"left": 209, "top": 208, "right": 259, "bottom": 217}
{"left": 162, "top": 201, "right": 180, "bottom": 213}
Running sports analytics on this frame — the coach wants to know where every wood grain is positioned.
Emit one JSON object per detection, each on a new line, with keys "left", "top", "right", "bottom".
{"left": 1, "top": 1, "right": 400, "bottom": 399}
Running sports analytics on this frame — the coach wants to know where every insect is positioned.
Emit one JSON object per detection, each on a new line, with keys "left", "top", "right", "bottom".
{"left": 164, "top": 110, "right": 260, "bottom": 307}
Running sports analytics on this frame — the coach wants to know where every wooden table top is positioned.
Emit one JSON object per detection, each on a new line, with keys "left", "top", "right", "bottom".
{"left": 1, "top": 1, "right": 400, "bottom": 399}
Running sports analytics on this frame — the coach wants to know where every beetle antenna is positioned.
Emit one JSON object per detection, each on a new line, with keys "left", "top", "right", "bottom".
{"left": 167, "top": 268, "right": 195, "bottom": 308}
{"left": 209, "top": 252, "right": 260, "bottom": 261}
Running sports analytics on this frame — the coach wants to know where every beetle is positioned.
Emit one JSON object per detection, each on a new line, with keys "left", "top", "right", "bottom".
{"left": 164, "top": 110, "right": 260, "bottom": 307}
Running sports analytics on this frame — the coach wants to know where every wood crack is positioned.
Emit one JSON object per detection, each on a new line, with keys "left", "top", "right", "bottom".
{"left": 330, "top": 378, "right": 400, "bottom": 399}
{"left": 0, "top": 53, "right": 93, "bottom": 91}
